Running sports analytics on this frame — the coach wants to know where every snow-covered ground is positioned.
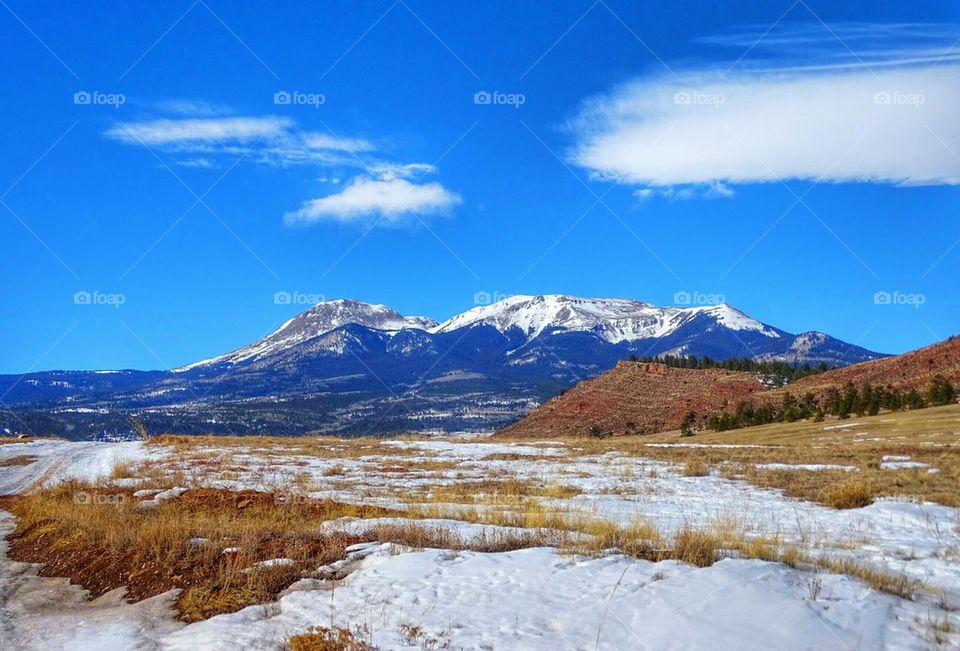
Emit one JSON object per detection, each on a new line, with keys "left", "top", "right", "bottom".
{"left": 0, "top": 439, "right": 154, "bottom": 494}
{"left": 163, "top": 546, "right": 935, "bottom": 650}
{"left": 1, "top": 437, "right": 958, "bottom": 650}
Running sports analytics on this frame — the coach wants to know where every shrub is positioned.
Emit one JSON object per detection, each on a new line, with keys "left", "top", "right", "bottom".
{"left": 682, "top": 459, "right": 710, "bottom": 477}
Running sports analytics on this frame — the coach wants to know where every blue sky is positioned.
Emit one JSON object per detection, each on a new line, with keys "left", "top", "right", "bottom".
{"left": 1, "top": 0, "right": 958, "bottom": 373}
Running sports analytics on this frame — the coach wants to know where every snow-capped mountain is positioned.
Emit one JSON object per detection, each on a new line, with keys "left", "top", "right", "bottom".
{"left": 1, "top": 294, "right": 886, "bottom": 438}
{"left": 432, "top": 295, "right": 779, "bottom": 343}
{"left": 177, "top": 299, "right": 438, "bottom": 370}
{"left": 179, "top": 295, "right": 787, "bottom": 373}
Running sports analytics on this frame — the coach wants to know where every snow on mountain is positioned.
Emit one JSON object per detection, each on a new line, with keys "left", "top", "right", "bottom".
{"left": 178, "top": 295, "right": 786, "bottom": 371}
{"left": 431, "top": 294, "right": 780, "bottom": 343}
{"left": 176, "top": 299, "right": 437, "bottom": 370}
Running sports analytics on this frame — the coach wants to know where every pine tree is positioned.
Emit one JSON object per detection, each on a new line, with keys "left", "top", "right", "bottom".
{"left": 904, "top": 388, "right": 925, "bottom": 410}
{"left": 927, "top": 375, "right": 956, "bottom": 406}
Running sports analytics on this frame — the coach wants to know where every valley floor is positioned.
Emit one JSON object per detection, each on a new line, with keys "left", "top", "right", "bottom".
{"left": 0, "top": 410, "right": 958, "bottom": 650}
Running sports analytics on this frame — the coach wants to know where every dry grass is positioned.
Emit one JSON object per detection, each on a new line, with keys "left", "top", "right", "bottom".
{"left": 918, "top": 612, "right": 957, "bottom": 646}
{"left": 7, "top": 479, "right": 937, "bottom": 623}
{"left": 817, "top": 481, "right": 878, "bottom": 509}
{"left": 672, "top": 527, "right": 722, "bottom": 567}
{"left": 148, "top": 434, "right": 425, "bottom": 460}
{"left": 370, "top": 459, "right": 460, "bottom": 474}
{"left": 481, "top": 452, "right": 550, "bottom": 462}
{"left": 714, "top": 529, "right": 926, "bottom": 600}
{"left": 288, "top": 626, "right": 373, "bottom": 651}
{"left": 0, "top": 455, "right": 35, "bottom": 467}
{"left": 681, "top": 459, "right": 710, "bottom": 477}
{"left": 405, "top": 479, "right": 580, "bottom": 507}
{"left": 109, "top": 459, "right": 138, "bottom": 480}
{"left": 362, "top": 521, "right": 565, "bottom": 553}
{"left": 562, "top": 517, "right": 666, "bottom": 559}
{"left": 6, "top": 484, "right": 398, "bottom": 622}
{"left": 408, "top": 500, "right": 580, "bottom": 532}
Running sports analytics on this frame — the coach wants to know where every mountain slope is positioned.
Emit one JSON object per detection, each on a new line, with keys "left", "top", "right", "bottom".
{"left": 177, "top": 299, "right": 437, "bottom": 370}
{"left": 498, "top": 337, "right": 958, "bottom": 439}
{"left": 766, "top": 335, "right": 960, "bottom": 399}
{"left": 497, "top": 361, "right": 765, "bottom": 438}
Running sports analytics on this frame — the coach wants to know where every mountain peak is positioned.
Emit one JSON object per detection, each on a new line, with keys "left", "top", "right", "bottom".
{"left": 176, "top": 298, "right": 437, "bottom": 370}
{"left": 432, "top": 294, "right": 778, "bottom": 342}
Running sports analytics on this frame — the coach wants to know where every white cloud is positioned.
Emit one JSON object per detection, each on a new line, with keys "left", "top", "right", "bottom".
{"left": 284, "top": 176, "right": 461, "bottom": 225}
{"left": 104, "top": 106, "right": 461, "bottom": 225}
{"left": 366, "top": 162, "right": 437, "bottom": 180}
{"left": 635, "top": 182, "right": 734, "bottom": 201}
{"left": 106, "top": 117, "right": 292, "bottom": 145}
{"left": 106, "top": 115, "right": 377, "bottom": 167}
{"left": 175, "top": 157, "right": 216, "bottom": 169}
{"left": 570, "top": 24, "right": 960, "bottom": 191}
{"left": 301, "top": 132, "right": 374, "bottom": 153}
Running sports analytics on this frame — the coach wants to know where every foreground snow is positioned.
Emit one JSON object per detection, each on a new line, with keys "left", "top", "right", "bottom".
{"left": 1, "top": 438, "right": 958, "bottom": 649}
{"left": 0, "top": 532, "right": 940, "bottom": 650}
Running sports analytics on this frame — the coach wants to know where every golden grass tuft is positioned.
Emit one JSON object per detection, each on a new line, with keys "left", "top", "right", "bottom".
{"left": 288, "top": 626, "right": 373, "bottom": 651}
{"left": 363, "top": 521, "right": 561, "bottom": 553}
{"left": 109, "top": 459, "right": 138, "bottom": 480}
{"left": 682, "top": 459, "right": 710, "bottom": 477}
{"left": 672, "top": 527, "right": 721, "bottom": 567}
{"left": 818, "top": 481, "right": 878, "bottom": 509}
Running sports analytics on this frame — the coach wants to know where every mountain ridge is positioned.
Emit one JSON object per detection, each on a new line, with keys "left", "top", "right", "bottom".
{"left": 0, "top": 294, "right": 888, "bottom": 439}
{"left": 176, "top": 294, "right": 881, "bottom": 373}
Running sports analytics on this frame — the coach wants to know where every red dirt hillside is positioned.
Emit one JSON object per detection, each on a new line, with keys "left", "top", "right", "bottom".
{"left": 498, "top": 337, "right": 960, "bottom": 439}
{"left": 496, "top": 362, "right": 764, "bottom": 438}
{"left": 764, "top": 335, "right": 960, "bottom": 402}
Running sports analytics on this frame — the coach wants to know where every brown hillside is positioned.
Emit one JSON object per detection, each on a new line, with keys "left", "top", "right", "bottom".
{"left": 765, "top": 336, "right": 960, "bottom": 400}
{"left": 498, "top": 337, "right": 960, "bottom": 439}
{"left": 497, "top": 362, "right": 764, "bottom": 438}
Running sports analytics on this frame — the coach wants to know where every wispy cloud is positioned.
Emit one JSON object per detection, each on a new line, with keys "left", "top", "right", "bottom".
{"left": 105, "top": 116, "right": 293, "bottom": 146}
{"left": 570, "top": 23, "right": 960, "bottom": 194}
{"left": 284, "top": 176, "right": 461, "bottom": 225}
{"left": 104, "top": 103, "right": 461, "bottom": 227}
{"left": 698, "top": 22, "right": 960, "bottom": 70}
{"left": 301, "top": 132, "right": 375, "bottom": 154}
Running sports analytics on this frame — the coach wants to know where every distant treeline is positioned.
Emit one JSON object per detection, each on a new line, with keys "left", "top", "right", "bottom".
{"left": 627, "top": 354, "right": 832, "bottom": 384}
{"left": 693, "top": 375, "right": 957, "bottom": 434}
